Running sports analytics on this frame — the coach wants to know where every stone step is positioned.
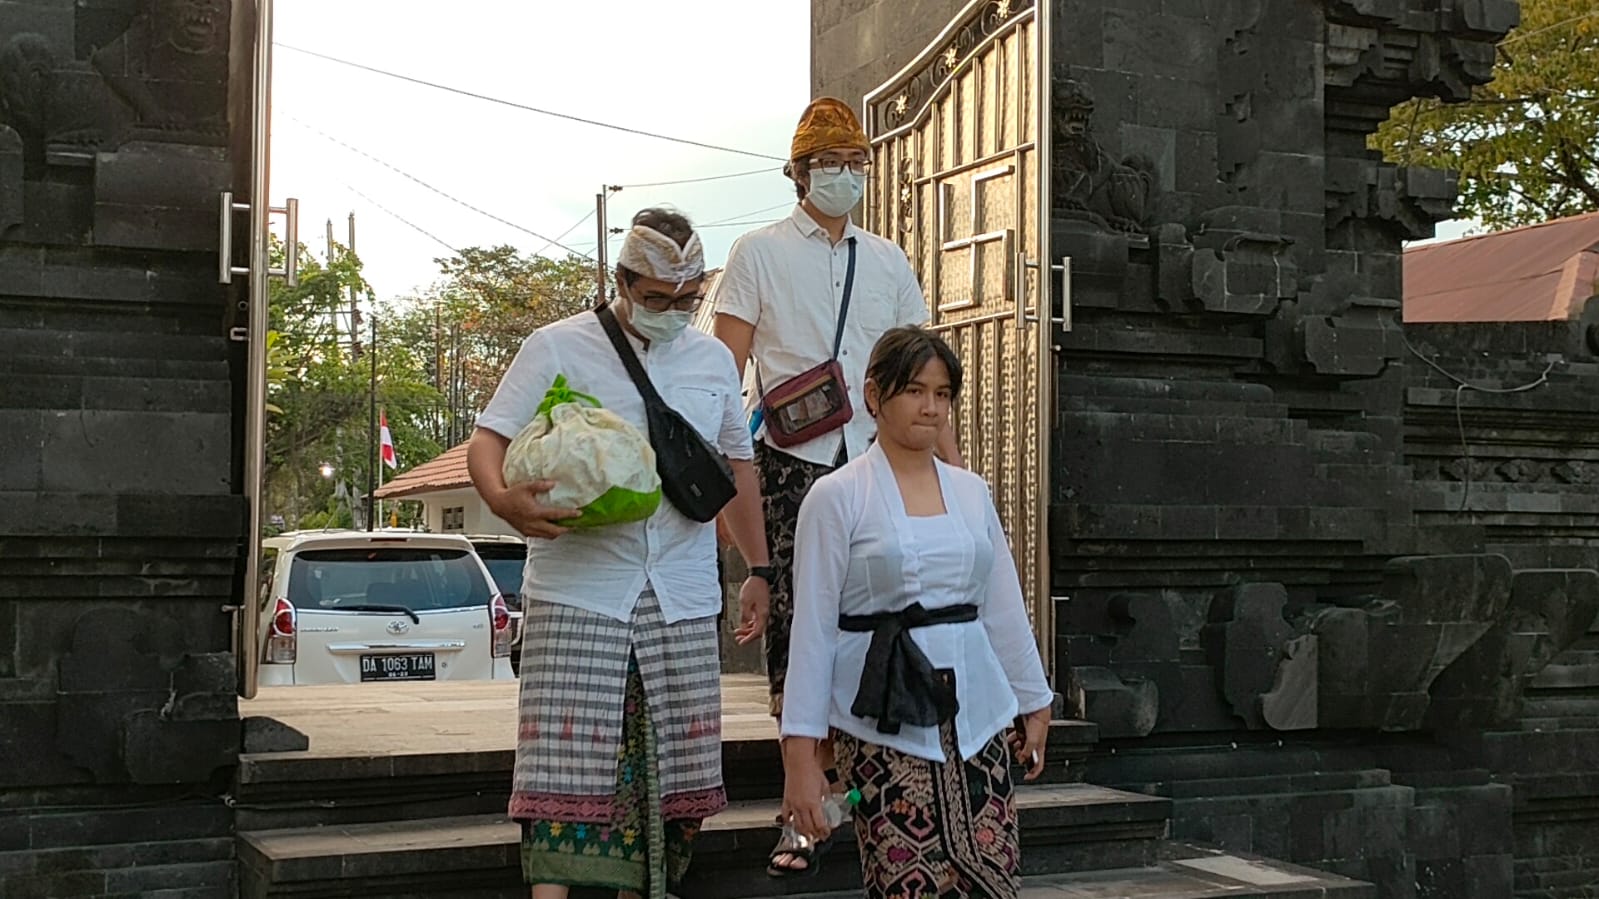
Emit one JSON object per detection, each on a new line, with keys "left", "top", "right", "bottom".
{"left": 785, "top": 848, "right": 1374, "bottom": 898}
{"left": 237, "top": 784, "right": 1171, "bottom": 899}
{"left": 232, "top": 721, "right": 1103, "bottom": 831}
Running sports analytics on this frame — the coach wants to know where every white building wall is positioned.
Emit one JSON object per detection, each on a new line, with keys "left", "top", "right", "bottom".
{"left": 405, "top": 487, "right": 517, "bottom": 537}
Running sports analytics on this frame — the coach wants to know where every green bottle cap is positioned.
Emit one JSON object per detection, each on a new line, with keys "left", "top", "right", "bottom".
{"left": 844, "top": 788, "right": 862, "bottom": 806}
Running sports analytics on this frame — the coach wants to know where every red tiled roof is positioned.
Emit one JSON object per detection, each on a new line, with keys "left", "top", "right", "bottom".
{"left": 375, "top": 441, "right": 471, "bottom": 500}
{"left": 1403, "top": 211, "right": 1599, "bottom": 323}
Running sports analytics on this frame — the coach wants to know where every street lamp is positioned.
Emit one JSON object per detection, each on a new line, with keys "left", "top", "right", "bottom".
{"left": 318, "top": 462, "right": 335, "bottom": 479}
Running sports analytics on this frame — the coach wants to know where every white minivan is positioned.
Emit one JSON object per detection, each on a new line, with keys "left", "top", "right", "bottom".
{"left": 256, "top": 531, "right": 516, "bottom": 686}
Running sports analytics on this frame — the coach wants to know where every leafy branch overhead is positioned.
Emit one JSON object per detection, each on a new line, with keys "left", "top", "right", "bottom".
{"left": 1372, "top": 1, "right": 1599, "bottom": 229}
{"left": 264, "top": 236, "right": 593, "bottom": 531}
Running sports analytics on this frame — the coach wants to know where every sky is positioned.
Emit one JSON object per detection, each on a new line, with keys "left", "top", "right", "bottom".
{"left": 268, "top": 1, "right": 811, "bottom": 303}
{"left": 266, "top": 0, "right": 1474, "bottom": 302}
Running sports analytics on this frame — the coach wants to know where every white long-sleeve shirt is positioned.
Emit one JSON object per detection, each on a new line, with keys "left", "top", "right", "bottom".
{"left": 779, "top": 443, "right": 1054, "bottom": 762}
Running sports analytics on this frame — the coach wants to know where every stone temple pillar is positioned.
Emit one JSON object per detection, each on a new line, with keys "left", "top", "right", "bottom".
{"left": 810, "top": 2, "right": 1599, "bottom": 897}
{"left": 0, "top": 1, "right": 251, "bottom": 895}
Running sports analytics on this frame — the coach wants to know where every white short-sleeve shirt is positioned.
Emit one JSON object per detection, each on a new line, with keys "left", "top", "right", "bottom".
{"left": 476, "top": 310, "right": 753, "bottom": 624}
{"left": 709, "top": 205, "right": 931, "bottom": 467}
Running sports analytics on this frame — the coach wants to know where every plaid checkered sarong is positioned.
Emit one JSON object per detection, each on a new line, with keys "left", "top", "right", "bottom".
{"left": 508, "top": 589, "right": 726, "bottom": 823}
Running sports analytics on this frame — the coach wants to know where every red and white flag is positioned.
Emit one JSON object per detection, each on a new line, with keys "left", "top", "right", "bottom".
{"left": 380, "top": 410, "right": 398, "bottom": 470}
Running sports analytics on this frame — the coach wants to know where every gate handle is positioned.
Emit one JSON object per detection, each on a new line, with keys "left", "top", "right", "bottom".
{"left": 218, "top": 191, "right": 252, "bottom": 284}
{"left": 1015, "top": 253, "right": 1068, "bottom": 328}
{"left": 218, "top": 193, "right": 301, "bottom": 288}
{"left": 268, "top": 198, "right": 301, "bottom": 288}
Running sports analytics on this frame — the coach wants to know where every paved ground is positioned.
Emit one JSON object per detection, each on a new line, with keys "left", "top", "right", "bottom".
{"left": 241, "top": 674, "right": 775, "bottom": 757}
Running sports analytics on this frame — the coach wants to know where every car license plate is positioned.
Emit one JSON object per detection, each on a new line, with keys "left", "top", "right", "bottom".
{"left": 359, "top": 653, "right": 436, "bottom": 682}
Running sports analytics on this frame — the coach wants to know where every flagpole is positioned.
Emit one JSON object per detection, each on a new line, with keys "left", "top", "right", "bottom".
{"left": 377, "top": 417, "right": 385, "bottom": 530}
{"left": 367, "top": 294, "right": 377, "bottom": 532}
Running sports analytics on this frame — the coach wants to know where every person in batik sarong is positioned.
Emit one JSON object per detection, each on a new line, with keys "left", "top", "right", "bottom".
{"left": 779, "top": 327, "right": 1054, "bottom": 899}
{"left": 469, "top": 208, "right": 771, "bottom": 899}
{"left": 709, "top": 95, "right": 964, "bottom": 878}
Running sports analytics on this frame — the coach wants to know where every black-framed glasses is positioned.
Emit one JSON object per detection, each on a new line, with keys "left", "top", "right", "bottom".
{"left": 806, "top": 158, "right": 871, "bottom": 176}
{"left": 636, "top": 293, "right": 706, "bottom": 313}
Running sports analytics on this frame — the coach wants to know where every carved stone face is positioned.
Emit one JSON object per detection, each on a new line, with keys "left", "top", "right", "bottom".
{"left": 1055, "top": 79, "right": 1096, "bottom": 139}
{"left": 153, "top": 0, "right": 226, "bottom": 56}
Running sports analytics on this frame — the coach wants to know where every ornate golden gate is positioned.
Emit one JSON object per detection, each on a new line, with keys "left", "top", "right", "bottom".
{"left": 864, "top": 0, "right": 1061, "bottom": 678}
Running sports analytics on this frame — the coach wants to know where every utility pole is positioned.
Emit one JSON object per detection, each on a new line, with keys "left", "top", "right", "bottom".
{"left": 347, "top": 213, "right": 360, "bottom": 362}
{"left": 594, "top": 189, "right": 609, "bottom": 305}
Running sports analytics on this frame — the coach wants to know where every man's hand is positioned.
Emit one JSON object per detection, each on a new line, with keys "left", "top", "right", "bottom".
{"left": 734, "top": 576, "right": 770, "bottom": 645}
{"left": 492, "top": 480, "right": 580, "bottom": 540}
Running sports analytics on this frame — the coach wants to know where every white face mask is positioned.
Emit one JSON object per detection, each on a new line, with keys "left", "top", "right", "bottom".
{"left": 807, "top": 168, "right": 865, "bottom": 217}
{"left": 624, "top": 294, "right": 693, "bottom": 343}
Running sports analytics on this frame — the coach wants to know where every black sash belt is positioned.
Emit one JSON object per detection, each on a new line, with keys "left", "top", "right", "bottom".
{"left": 838, "top": 602, "right": 979, "bottom": 735}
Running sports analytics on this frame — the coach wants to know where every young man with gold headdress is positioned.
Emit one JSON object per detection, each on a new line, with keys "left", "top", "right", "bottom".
{"left": 710, "top": 98, "right": 963, "bottom": 877}
{"left": 469, "top": 207, "right": 771, "bottom": 899}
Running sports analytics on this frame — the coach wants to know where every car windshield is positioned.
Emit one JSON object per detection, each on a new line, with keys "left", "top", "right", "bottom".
{"left": 288, "top": 548, "right": 491, "bottom": 613}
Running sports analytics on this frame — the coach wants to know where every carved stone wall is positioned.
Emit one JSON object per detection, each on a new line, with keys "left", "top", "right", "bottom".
{"left": 0, "top": 1, "right": 247, "bottom": 896}
{"left": 812, "top": 1, "right": 1599, "bottom": 897}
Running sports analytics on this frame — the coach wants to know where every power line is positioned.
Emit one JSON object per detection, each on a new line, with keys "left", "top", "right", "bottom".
{"left": 287, "top": 115, "right": 593, "bottom": 259}
{"left": 699, "top": 201, "right": 794, "bottom": 227}
{"left": 533, "top": 208, "right": 596, "bottom": 259}
{"left": 343, "top": 184, "right": 461, "bottom": 257}
{"left": 276, "top": 42, "right": 786, "bottom": 162}
{"left": 573, "top": 200, "right": 795, "bottom": 252}
{"left": 617, "top": 166, "right": 782, "bottom": 189}
{"left": 699, "top": 218, "right": 782, "bottom": 229}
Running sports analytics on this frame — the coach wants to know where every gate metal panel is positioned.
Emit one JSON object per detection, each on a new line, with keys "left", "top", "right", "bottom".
{"left": 864, "top": 0, "right": 1059, "bottom": 679}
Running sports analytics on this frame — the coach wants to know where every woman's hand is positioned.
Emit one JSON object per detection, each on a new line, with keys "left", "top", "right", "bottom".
{"left": 1010, "top": 705, "right": 1051, "bottom": 781}
{"left": 781, "top": 740, "right": 832, "bottom": 842}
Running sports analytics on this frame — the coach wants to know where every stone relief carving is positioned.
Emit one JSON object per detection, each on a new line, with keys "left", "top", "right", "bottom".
{"left": 1204, "top": 584, "right": 1317, "bottom": 731}
{"left": 1425, "top": 568, "right": 1599, "bottom": 732}
{"left": 90, "top": 0, "right": 229, "bottom": 145}
{"left": 0, "top": 33, "right": 56, "bottom": 174}
{"left": 1051, "top": 77, "right": 1159, "bottom": 235}
{"left": 0, "top": 0, "right": 232, "bottom": 247}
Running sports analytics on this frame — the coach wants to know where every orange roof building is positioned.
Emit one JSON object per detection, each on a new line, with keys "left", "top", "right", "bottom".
{"left": 376, "top": 442, "right": 514, "bottom": 536}
{"left": 1404, "top": 211, "right": 1599, "bottom": 323}
{"left": 375, "top": 442, "right": 471, "bottom": 500}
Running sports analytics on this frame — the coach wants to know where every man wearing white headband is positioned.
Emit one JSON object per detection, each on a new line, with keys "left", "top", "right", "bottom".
{"left": 469, "top": 207, "right": 771, "bottom": 899}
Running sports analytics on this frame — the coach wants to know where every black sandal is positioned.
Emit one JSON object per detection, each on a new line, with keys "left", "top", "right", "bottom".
{"left": 766, "top": 830, "right": 832, "bottom": 879}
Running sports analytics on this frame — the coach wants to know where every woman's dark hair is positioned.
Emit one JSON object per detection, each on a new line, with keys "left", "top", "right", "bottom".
{"left": 865, "top": 326, "right": 963, "bottom": 414}
{"left": 616, "top": 207, "right": 695, "bottom": 287}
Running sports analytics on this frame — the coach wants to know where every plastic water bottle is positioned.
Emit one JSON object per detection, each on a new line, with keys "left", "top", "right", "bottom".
{"left": 822, "top": 788, "right": 863, "bottom": 829}
{"left": 780, "top": 788, "right": 862, "bottom": 846}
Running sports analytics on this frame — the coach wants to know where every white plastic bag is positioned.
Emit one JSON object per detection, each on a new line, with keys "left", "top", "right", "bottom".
{"left": 502, "top": 375, "right": 661, "bottom": 527}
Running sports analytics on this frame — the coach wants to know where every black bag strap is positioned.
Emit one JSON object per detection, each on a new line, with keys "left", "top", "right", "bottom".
{"left": 595, "top": 304, "right": 666, "bottom": 410}
{"left": 830, "top": 236, "right": 858, "bottom": 360}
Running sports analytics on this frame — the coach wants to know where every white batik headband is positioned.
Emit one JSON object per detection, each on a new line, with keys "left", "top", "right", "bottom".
{"left": 617, "top": 224, "right": 705, "bottom": 289}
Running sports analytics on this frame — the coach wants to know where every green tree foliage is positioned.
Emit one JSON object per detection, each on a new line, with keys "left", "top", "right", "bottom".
{"left": 264, "top": 239, "right": 594, "bottom": 531}
{"left": 264, "top": 237, "right": 441, "bottom": 530}
{"left": 388, "top": 246, "right": 596, "bottom": 447}
{"left": 1372, "top": 2, "right": 1599, "bottom": 229}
